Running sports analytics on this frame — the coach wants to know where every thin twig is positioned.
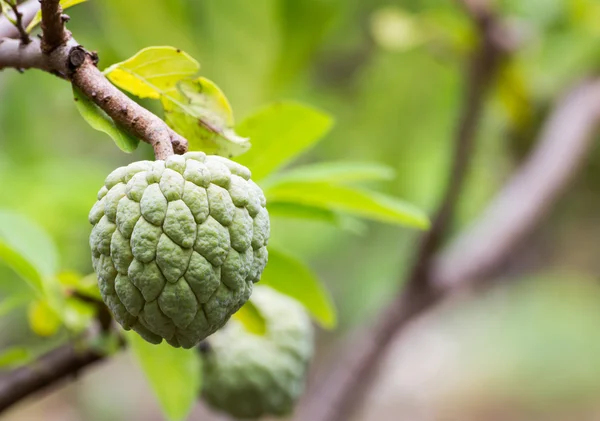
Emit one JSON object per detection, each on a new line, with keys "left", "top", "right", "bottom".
{"left": 5, "top": 1, "right": 31, "bottom": 44}
{"left": 0, "top": 0, "right": 38, "bottom": 39}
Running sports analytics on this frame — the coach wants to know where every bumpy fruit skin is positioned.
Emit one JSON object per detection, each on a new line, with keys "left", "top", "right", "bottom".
{"left": 88, "top": 152, "right": 269, "bottom": 348}
{"left": 202, "top": 286, "right": 313, "bottom": 419}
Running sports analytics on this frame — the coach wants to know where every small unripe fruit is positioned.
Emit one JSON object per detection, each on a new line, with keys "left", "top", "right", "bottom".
{"left": 89, "top": 152, "right": 269, "bottom": 348}
{"left": 202, "top": 286, "right": 313, "bottom": 419}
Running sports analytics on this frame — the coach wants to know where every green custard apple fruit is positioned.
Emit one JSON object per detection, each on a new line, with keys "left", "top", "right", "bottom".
{"left": 202, "top": 286, "right": 314, "bottom": 419}
{"left": 88, "top": 152, "right": 269, "bottom": 348}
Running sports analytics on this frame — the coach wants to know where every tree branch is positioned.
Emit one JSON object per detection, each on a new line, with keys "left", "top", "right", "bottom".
{"left": 0, "top": 1, "right": 187, "bottom": 159}
{"left": 40, "top": 0, "right": 68, "bottom": 53}
{"left": 4, "top": 1, "right": 31, "bottom": 44}
{"left": 432, "top": 79, "right": 600, "bottom": 290}
{"left": 295, "top": 4, "right": 506, "bottom": 421}
{"left": 0, "top": 344, "right": 105, "bottom": 412}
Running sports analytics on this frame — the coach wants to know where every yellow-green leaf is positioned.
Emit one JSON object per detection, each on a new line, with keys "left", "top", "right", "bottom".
{"left": 162, "top": 77, "right": 250, "bottom": 157}
{"left": 261, "top": 247, "right": 336, "bottom": 329}
{"left": 104, "top": 46, "right": 200, "bottom": 99}
{"left": 236, "top": 102, "right": 334, "bottom": 181}
{"left": 26, "top": 0, "right": 88, "bottom": 32}
{"left": 232, "top": 300, "right": 266, "bottom": 335}
{"left": 265, "top": 182, "right": 430, "bottom": 229}
{"left": 28, "top": 299, "right": 62, "bottom": 337}
{"left": 126, "top": 332, "right": 202, "bottom": 421}
{"left": 73, "top": 86, "right": 140, "bottom": 153}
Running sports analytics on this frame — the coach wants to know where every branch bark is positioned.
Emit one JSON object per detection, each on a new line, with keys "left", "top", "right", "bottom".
{"left": 40, "top": 0, "right": 69, "bottom": 53}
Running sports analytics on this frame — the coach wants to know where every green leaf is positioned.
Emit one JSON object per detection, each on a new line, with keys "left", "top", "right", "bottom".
{"left": 0, "top": 211, "right": 59, "bottom": 293}
{"left": 73, "top": 86, "right": 140, "bottom": 153}
{"left": 265, "top": 182, "right": 430, "bottom": 229}
{"left": 104, "top": 46, "right": 200, "bottom": 99}
{"left": 267, "top": 202, "right": 367, "bottom": 234}
{"left": 126, "top": 332, "right": 202, "bottom": 421}
{"left": 162, "top": 77, "right": 250, "bottom": 157}
{"left": 263, "top": 161, "right": 396, "bottom": 188}
{"left": 0, "top": 347, "right": 32, "bottom": 369}
{"left": 232, "top": 300, "right": 266, "bottom": 335}
{"left": 28, "top": 299, "right": 62, "bottom": 337}
{"left": 26, "top": 0, "right": 88, "bottom": 32}
{"left": 236, "top": 102, "right": 334, "bottom": 181}
{"left": 261, "top": 247, "right": 336, "bottom": 329}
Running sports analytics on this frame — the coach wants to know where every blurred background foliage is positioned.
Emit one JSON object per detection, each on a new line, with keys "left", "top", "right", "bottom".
{"left": 1, "top": 0, "right": 600, "bottom": 419}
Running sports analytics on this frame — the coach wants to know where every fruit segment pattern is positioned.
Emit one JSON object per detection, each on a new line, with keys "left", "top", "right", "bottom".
{"left": 89, "top": 152, "right": 270, "bottom": 348}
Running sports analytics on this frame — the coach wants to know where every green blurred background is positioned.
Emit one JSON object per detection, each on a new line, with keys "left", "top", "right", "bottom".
{"left": 2, "top": 0, "right": 600, "bottom": 420}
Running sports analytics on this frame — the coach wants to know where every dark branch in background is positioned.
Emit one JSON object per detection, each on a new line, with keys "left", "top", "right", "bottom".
{"left": 0, "top": 345, "right": 105, "bottom": 412}
{"left": 0, "top": 0, "right": 187, "bottom": 159}
{"left": 432, "top": 79, "right": 600, "bottom": 290}
{"left": 294, "top": 4, "right": 508, "bottom": 421}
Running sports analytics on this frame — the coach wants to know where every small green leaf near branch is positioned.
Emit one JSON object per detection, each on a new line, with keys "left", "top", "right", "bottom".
{"left": 261, "top": 247, "right": 337, "bottom": 329}
{"left": 104, "top": 47, "right": 249, "bottom": 157}
{"left": 73, "top": 86, "right": 140, "bottom": 153}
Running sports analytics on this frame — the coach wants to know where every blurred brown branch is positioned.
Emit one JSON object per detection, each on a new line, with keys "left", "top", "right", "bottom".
{"left": 0, "top": 0, "right": 187, "bottom": 159}
{"left": 0, "top": 345, "right": 105, "bottom": 412}
{"left": 294, "top": 3, "right": 599, "bottom": 421}
{"left": 432, "top": 79, "right": 600, "bottom": 290}
{"left": 294, "top": 3, "right": 506, "bottom": 419}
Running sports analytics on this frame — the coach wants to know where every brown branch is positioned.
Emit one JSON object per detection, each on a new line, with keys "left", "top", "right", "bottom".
{"left": 0, "top": 344, "right": 105, "bottom": 412}
{"left": 432, "top": 79, "right": 600, "bottom": 290}
{"left": 0, "top": 0, "right": 38, "bottom": 39}
{"left": 295, "top": 6, "right": 505, "bottom": 421}
{"left": 0, "top": 3, "right": 188, "bottom": 159}
{"left": 4, "top": 1, "right": 31, "bottom": 44}
{"left": 40, "top": 0, "right": 69, "bottom": 53}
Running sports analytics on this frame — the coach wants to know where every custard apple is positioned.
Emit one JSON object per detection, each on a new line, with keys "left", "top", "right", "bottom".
{"left": 88, "top": 152, "right": 269, "bottom": 348}
{"left": 202, "top": 286, "right": 313, "bottom": 419}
